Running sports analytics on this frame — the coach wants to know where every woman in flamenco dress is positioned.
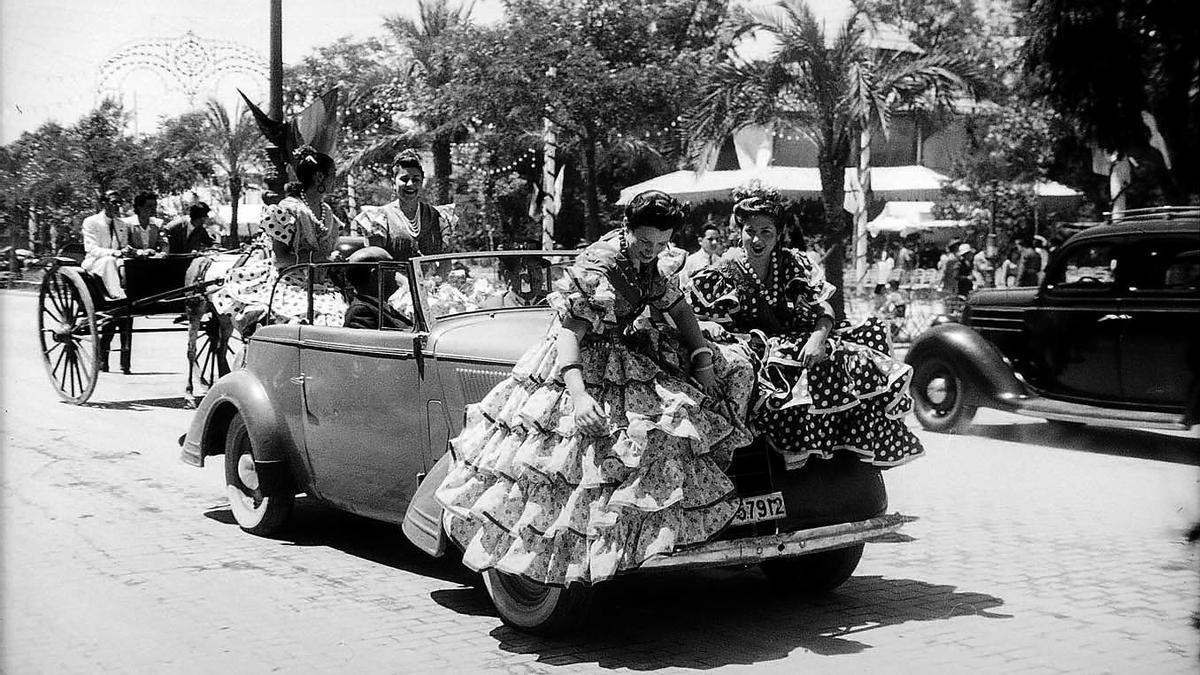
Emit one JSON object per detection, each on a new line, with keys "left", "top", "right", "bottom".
{"left": 212, "top": 145, "right": 346, "bottom": 330}
{"left": 436, "top": 190, "right": 755, "bottom": 586}
{"left": 688, "top": 187, "right": 925, "bottom": 471}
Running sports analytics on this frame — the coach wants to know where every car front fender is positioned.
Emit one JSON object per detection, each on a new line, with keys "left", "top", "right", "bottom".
{"left": 180, "top": 369, "right": 298, "bottom": 470}
{"left": 905, "top": 322, "right": 1029, "bottom": 407}
{"left": 402, "top": 449, "right": 453, "bottom": 557}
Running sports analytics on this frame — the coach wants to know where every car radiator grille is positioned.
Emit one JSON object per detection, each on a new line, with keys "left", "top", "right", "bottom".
{"left": 456, "top": 367, "right": 511, "bottom": 405}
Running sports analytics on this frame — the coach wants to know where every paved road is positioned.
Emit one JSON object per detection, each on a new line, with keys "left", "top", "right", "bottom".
{"left": 2, "top": 289, "right": 1197, "bottom": 674}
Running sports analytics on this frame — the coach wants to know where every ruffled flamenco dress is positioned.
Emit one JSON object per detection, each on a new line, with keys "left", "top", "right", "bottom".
{"left": 690, "top": 247, "right": 925, "bottom": 471}
{"left": 210, "top": 197, "right": 347, "bottom": 329}
{"left": 435, "top": 238, "right": 755, "bottom": 586}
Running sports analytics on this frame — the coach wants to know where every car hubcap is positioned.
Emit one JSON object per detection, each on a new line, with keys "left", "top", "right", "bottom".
{"left": 925, "top": 376, "right": 950, "bottom": 406}
{"left": 237, "top": 453, "right": 260, "bottom": 491}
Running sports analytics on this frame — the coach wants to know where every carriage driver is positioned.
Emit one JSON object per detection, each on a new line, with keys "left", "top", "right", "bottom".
{"left": 81, "top": 190, "right": 132, "bottom": 300}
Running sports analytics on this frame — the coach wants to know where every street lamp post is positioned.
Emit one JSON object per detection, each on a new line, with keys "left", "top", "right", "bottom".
{"left": 265, "top": 0, "right": 286, "bottom": 203}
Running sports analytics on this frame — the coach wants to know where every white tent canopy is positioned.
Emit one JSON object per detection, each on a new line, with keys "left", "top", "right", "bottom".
{"left": 867, "top": 201, "right": 967, "bottom": 237}
{"left": 617, "top": 165, "right": 952, "bottom": 205}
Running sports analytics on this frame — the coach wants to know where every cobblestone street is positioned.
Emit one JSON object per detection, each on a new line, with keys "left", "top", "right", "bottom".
{"left": 2, "top": 290, "right": 1197, "bottom": 674}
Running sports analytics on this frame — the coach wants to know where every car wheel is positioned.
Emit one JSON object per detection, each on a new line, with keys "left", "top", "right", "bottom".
{"left": 911, "top": 356, "right": 977, "bottom": 434}
{"left": 482, "top": 569, "right": 594, "bottom": 636}
{"left": 224, "top": 412, "right": 293, "bottom": 536}
{"left": 760, "top": 544, "right": 864, "bottom": 594}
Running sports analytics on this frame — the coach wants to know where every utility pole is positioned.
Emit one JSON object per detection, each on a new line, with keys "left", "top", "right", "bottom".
{"left": 265, "top": 0, "right": 286, "bottom": 203}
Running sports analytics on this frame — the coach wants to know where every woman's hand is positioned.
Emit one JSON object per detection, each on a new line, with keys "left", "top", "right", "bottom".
{"left": 798, "top": 332, "right": 828, "bottom": 369}
{"left": 697, "top": 320, "right": 731, "bottom": 342}
{"left": 572, "top": 392, "right": 607, "bottom": 436}
{"left": 692, "top": 363, "right": 719, "bottom": 396}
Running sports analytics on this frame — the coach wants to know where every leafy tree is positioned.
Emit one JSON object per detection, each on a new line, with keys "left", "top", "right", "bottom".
{"left": 1024, "top": 0, "right": 1200, "bottom": 204}
{"left": 439, "top": 0, "right": 728, "bottom": 242}
{"left": 686, "top": 0, "right": 974, "bottom": 317}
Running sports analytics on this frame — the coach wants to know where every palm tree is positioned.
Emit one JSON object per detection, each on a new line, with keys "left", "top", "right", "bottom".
{"left": 202, "top": 99, "right": 265, "bottom": 245}
{"left": 365, "top": 0, "right": 476, "bottom": 205}
{"left": 686, "top": 0, "right": 973, "bottom": 317}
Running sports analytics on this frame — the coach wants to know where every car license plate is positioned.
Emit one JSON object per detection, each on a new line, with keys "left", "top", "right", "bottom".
{"left": 732, "top": 492, "right": 786, "bottom": 526}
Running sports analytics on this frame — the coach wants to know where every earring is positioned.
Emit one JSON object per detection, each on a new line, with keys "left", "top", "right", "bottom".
{"left": 317, "top": 183, "right": 326, "bottom": 194}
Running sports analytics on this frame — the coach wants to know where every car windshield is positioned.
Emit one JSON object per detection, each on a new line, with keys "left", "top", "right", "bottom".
{"left": 416, "top": 253, "right": 577, "bottom": 321}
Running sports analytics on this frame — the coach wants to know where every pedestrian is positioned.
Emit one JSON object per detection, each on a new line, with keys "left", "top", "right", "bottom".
{"left": 679, "top": 222, "right": 725, "bottom": 287}
{"left": 1016, "top": 237, "right": 1042, "bottom": 286}
{"left": 955, "top": 243, "right": 975, "bottom": 296}
{"left": 350, "top": 148, "right": 446, "bottom": 261}
{"left": 995, "top": 248, "right": 1019, "bottom": 288}
{"left": 971, "top": 245, "right": 994, "bottom": 290}
{"left": 897, "top": 238, "right": 916, "bottom": 284}
{"left": 1033, "top": 235, "right": 1050, "bottom": 284}
{"left": 165, "top": 203, "right": 216, "bottom": 255}
{"left": 435, "top": 190, "right": 755, "bottom": 586}
{"left": 938, "top": 241, "right": 960, "bottom": 294}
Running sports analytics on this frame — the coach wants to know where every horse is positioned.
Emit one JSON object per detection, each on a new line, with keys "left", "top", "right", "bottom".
{"left": 181, "top": 246, "right": 268, "bottom": 407}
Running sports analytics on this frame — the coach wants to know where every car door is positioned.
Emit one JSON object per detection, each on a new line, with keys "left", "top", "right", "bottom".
{"left": 1024, "top": 238, "right": 1124, "bottom": 403}
{"left": 1117, "top": 236, "right": 1200, "bottom": 409}
{"left": 298, "top": 264, "right": 426, "bottom": 522}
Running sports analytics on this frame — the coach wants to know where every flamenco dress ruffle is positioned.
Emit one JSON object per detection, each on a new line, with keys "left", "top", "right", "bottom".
{"left": 692, "top": 267, "right": 923, "bottom": 471}
{"left": 435, "top": 274, "right": 754, "bottom": 586}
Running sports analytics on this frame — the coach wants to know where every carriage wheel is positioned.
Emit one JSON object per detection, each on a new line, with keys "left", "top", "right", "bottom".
{"left": 38, "top": 266, "right": 100, "bottom": 404}
{"left": 195, "top": 315, "right": 242, "bottom": 388}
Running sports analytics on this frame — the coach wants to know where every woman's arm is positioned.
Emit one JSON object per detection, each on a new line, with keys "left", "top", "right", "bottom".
{"left": 556, "top": 318, "right": 606, "bottom": 435}
{"left": 667, "top": 301, "right": 719, "bottom": 395}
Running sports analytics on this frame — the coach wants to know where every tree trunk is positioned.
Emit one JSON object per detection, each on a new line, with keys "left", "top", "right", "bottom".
{"left": 432, "top": 134, "right": 452, "bottom": 205}
{"left": 818, "top": 155, "right": 848, "bottom": 321}
{"left": 229, "top": 175, "right": 242, "bottom": 246}
{"left": 582, "top": 129, "right": 602, "bottom": 243}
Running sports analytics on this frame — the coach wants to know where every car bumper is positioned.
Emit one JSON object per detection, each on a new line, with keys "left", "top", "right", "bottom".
{"left": 640, "top": 513, "right": 912, "bottom": 572}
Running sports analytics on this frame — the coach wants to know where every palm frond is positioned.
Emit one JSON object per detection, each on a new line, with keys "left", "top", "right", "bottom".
{"left": 684, "top": 59, "right": 792, "bottom": 163}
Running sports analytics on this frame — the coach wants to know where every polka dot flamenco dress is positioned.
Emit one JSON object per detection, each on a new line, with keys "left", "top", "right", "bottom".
{"left": 435, "top": 236, "right": 755, "bottom": 586}
{"left": 689, "top": 247, "right": 924, "bottom": 471}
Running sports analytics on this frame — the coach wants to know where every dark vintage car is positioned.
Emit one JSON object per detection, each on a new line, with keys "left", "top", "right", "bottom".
{"left": 906, "top": 207, "right": 1200, "bottom": 434}
{"left": 182, "top": 251, "right": 909, "bottom": 633}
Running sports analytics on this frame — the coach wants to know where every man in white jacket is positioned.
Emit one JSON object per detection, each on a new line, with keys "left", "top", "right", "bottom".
{"left": 81, "top": 190, "right": 130, "bottom": 300}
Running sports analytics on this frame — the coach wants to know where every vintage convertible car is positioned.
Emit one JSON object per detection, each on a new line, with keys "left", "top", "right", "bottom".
{"left": 181, "top": 250, "right": 909, "bottom": 633}
{"left": 906, "top": 207, "right": 1200, "bottom": 434}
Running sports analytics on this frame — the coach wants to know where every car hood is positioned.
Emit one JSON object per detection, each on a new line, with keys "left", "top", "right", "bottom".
{"left": 430, "top": 309, "right": 555, "bottom": 365}
{"left": 969, "top": 287, "right": 1039, "bottom": 308}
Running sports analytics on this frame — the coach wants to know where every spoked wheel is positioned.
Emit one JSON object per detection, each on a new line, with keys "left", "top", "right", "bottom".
{"left": 195, "top": 315, "right": 242, "bottom": 387}
{"left": 482, "top": 569, "right": 594, "bottom": 635}
{"left": 37, "top": 266, "right": 100, "bottom": 404}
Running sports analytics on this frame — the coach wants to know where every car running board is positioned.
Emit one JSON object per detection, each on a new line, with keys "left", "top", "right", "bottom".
{"left": 1006, "top": 397, "right": 1190, "bottom": 430}
{"left": 639, "top": 513, "right": 912, "bottom": 572}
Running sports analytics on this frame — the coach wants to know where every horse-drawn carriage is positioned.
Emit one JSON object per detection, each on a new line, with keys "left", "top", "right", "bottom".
{"left": 37, "top": 252, "right": 243, "bottom": 404}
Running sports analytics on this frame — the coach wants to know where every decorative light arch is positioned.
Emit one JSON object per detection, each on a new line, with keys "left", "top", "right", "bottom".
{"left": 97, "top": 31, "right": 267, "bottom": 103}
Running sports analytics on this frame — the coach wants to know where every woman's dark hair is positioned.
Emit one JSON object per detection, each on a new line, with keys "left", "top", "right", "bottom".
{"left": 392, "top": 148, "right": 424, "bottom": 176}
{"left": 730, "top": 185, "right": 786, "bottom": 230}
{"left": 291, "top": 145, "right": 335, "bottom": 190}
{"left": 624, "top": 190, "right": 687, "bottom": 232}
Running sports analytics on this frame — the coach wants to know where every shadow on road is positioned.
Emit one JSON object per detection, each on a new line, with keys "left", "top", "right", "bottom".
{"left": 80, "top": 395, "right": 196, "bottom": 411}
{"left": 970, "top": 421, "right": 1199, "bottom": 466}
{"left": 203, "top": 498, "right": 477, "bottom": 587}
{"left": 471, "top": 567, "right": 1007, "bottom": 668}
{"left": 204, "top": 498, "right": 1005, "bottom": 667}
